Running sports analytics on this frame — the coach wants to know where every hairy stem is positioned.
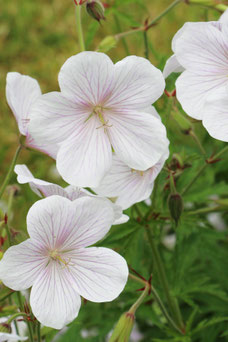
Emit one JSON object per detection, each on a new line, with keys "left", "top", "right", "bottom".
{"left": 0, "top": 145, "right": 22, "bottom": 200}
{"left": 75, "top": 4, "right": 85, "bottom": 51}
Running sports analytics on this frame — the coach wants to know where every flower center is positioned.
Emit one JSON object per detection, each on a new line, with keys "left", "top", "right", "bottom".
{"left": 47, "top": 249, "right": 72, "bottom": 269}
{"left": 84, "top": 105, "right": 112, "bottom": 131}
{"left": 131, "top": 169, "right": 144, "bottom": 176}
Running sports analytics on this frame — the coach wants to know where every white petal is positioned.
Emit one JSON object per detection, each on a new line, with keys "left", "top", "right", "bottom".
{"left": 163, "top": 54, "right": 184, "bottom": 79}
{"left": 176, "top": 71, "right": 228, "bottom": 119}
{"left": 174, "top": 22, "right": 228, "bottom": 75}
{"left": 0, "top": 333, "right": 27, "bottom": 341}
{"left": 108, "top": 110, "right": 169, "bottom": 170}
{"left": 64, "top": 185, "right": 90, "bottom": 201}
{"left": 58, "top": 51, "right": 114, "bottom": 105}
{"left": 203, "top": 97, "right": 228, "bottom": 142}
{"left": 0, "top": 239, "right": 47, "bottom": 291}
{"left": 219, "top": 8, "right": 228, "bottom": 25}
{"left": 26, "top": 196, "right": 114, "bottom": 250}
{"left": 56, "top": 116, "right": 112, "bottom": 187}
{"left": 68, "top": 247, "right": 128, "bottom": 302}
{"left": 93, "top": 152, "right": 168, "bottom": 210}
{"left": 28, "top": 92, "right": 90, "bottom": 158}
{"left": 30, "top": 262, "right": 81, "bottom": 329}
{"left": 6, "top": 72, "right": 41, "bottom": 136}
{"left": 15, "top": 164, "right": 72, "bottom": 198}
{"left": 105, "top": 56, "right": 165, "bottom": 109}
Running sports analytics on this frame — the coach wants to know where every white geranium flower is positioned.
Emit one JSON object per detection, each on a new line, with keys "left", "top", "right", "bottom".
{"left": 14, "top": 164, "right": 128, "bottom": 224}
{"left": 28, "top": 51, "right": 168, "bottom": 187}
{"left": 92, "top": 148, "right": 169, "bottom": 210}
{"left": 163, "top": 9, "right": 228, "bottom": 141}
{"left": 0, "top": 196, "right": 129, "bottom": 329}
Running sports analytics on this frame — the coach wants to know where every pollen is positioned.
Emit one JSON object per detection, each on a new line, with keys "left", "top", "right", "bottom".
{"left": 48, "top": 249, "right": 72, "bottom": 269}
{"left": 131, "top": 169, "right": 144, "bottom": 176}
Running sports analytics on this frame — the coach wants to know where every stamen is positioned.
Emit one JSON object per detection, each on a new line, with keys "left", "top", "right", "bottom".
{"left": 131, "top": 169, "right": 144, "bottom": 176}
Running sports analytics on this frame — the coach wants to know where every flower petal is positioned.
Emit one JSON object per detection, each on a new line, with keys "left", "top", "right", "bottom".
{"left": 176, "top": 71, "right": 228, "bottom": 119}
{"left": 56, "top": 116, "right": 112, "bottom": 187}
{"left": 28, "top": 92, "right": 90, "bottom": 158}
{"left": 203, "top": 96, "right": 228, "bottom": 142}
{"left": 0, "top": 239, "right": 47, "bottom": 291}
{"left": 6, "top": 72, "right": 41, "bottom": 136}
{"left": 14, "top": 164, "right": 87, "bottom": 200}
{"left": 0, "top": 333, "right": 27, "bottom": 341}
{"left": 93, "top": 152, "right": 168, "bottom": 210}
{"left": 105, "top": 56, "right": 165, "bottom": 109}
{"left": 30, "top": 262, "right": 81, "bottom": 329}
{"left": 68, "top": 247, "right": 128, "bottom": 302}
{"left": 163, "top": 54, "right": 184, "bottom": 79}
{"left": 26, "top": 196, "right": 114, "bottom": 250}
{"left": 58, "top": 51, "right": 114, "bottom": 105}
{"left": 107, "top": 110, "right": 169, "bottom": 170}
{"left": 174, "top": 22, "right": 228, "bottom": 74}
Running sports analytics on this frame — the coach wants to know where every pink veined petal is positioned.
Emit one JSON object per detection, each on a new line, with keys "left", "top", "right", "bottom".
{"left": 56, "top": 115, "right": 112, "bottom": 187}
{"left": 93, "top": 152, "right": 168, "bottom": 210}
{"left": 67, "top": 247, "right": 128, "bottom": 302}
{"left": 163, "top": 55, "right": 185, "bottom": 79}
{"left": 105, "top": 56, "right": 165, "bottom": 109}
{"left": 58, "top": 51, "right": 114, "bottom": 105}
{"left": 30, "top": 262, "right": 81, "bottom": 329}
{"left": 27, "top": 196, "right": 114, "bottom": 250}
{"left": 202, "top": 96, "right": 228, "bottom": 142}
{"left": 176, "top": 70, "right": 228, "bottom": 119}
{"left": 6, "top": 72, "right": 41, "bottom": 136}
{"left": 107, "top": 110, "right": 169, "bottom": 171}
{"left": 28, "top": 92, "right": 90, "bottom": 159}
{"left": 174, "top": 22, "right": 228, "bottom": 75}
{"left": 0, "top": 239, "right": 47, "bottom": 291}
{"left": 14, "top": 164, "right": 83, "bottom": 199}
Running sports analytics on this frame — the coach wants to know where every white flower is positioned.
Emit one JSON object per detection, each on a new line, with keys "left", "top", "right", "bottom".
{"left": 28, "top": 51, "right": 168, "bottom": 187}
{"left": 14, "top": 164, "right": 128, "bottom": 224}
{"left": 163, "top": 10, "right": 228, "bottom": 141}
{"left": 0, "top": 196, "right": 129, "bottom": 329}
{"left": 92, "top": 149, "right": 169, "bottom": 210}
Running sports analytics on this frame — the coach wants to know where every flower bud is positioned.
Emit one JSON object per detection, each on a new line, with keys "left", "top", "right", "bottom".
{"left": 172, "top": 110, "right": 192, "bottom": 131}
{"left": 168, "top": 193, "right": 183, "bottom": 226}
{"left": 0, "top": 323, "right": 11, "bottom": 333}
{"left": 109, "top": 312, "right": 134, "bottom": 342}
{"left": 86, "top": 0, "right": 105, "bottom": 22}
{"left": 97, "top": 36, "right": 117, "bottom": 53}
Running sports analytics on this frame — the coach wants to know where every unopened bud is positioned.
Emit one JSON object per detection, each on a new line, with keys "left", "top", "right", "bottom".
{"left": 109, "top": 312, "right": 134, "bottom": 342}
{"left": 172, "top": 110, "right": 192, "bottom": 131}
{"left": 97, "top": 36, "right": 117, "bottom": 53}
{"left": 0, "top": 323, "right": 11, "bottom": 333}
{"left": 168, "top": 193, "right": 183, "bottom": 226}
{"left": 86, "top": 0, "right": 105, "bottom": 22}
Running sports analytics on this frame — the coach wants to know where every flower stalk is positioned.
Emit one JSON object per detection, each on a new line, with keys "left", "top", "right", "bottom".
{"left": 0, "top": 145, "right": 22, "bottom": 200}
{"left": 75, "top": 4, "right": 85, "bottom": 51}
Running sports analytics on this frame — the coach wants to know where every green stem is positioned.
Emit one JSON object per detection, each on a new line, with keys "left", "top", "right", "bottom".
{"left": 0, "top": 145, "right": 22, "bottom": 200}
{"left": 115, "top": 0, "right": 183, "bottom": 40}
{"left": 128, "top": 285, "right": 149, "bottom": 315}
{"left": 7, "top": 312, "right": 28, "bottom": 324}
{"left": 189, "top": 129, "right": 206, "bottom": 156}
{"left": 213, "top": 145, "right": 228, "bottom": 160}
{"left": 129, "top": 274, "right": 183, "bottom": 334}
{"left": 143, "top": 31, "right": 149, "bottom": 60}
{"left": 181, "top": 163, "right": 207, "bottom": 196}
{"left": 113, "top": 14, "right": 129, "bottom": 55}
{"left": 75, "top": 5, "right": 85, "bottom": 51}
{"left": 37, "top": 321, "right": 41, "bottom": 342}
{"left": 186, "top": 205, "right": 222, "bottom": 216}
{"left": 145, "top": 226, "right": 184, "bottom": 330}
